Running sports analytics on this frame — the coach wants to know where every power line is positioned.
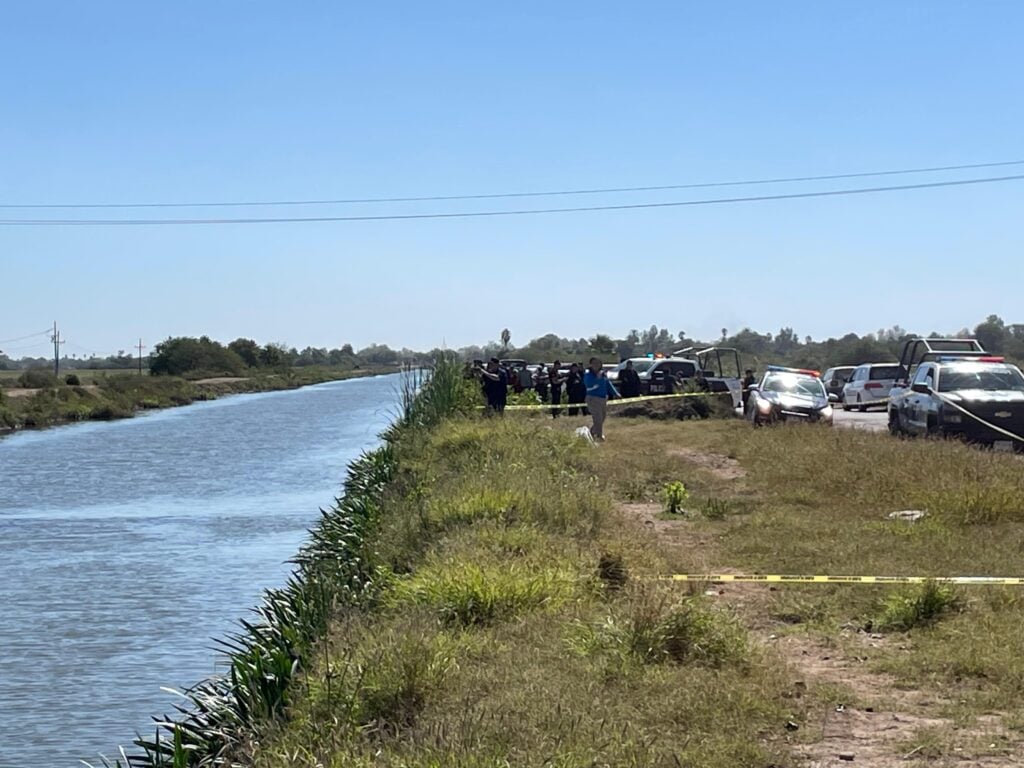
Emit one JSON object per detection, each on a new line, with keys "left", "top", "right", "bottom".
{"left": 0, "top": 340, "right": 53, "bottom": 354}
{"left": 1, "top": 159, "right": 1023, "bottom": 210}
{"left": 2, "top": 173, "right": 1021, "bottom": 226}
{"left": 0, "top": 329, "right": 51, "bottom": 344}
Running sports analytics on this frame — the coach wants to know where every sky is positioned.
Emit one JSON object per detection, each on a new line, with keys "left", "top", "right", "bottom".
{"left": 2, "top": 1, "right": 1022, "bottom": 357}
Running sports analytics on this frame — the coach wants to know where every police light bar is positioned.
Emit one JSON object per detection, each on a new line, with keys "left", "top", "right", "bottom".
{"left": 937, "top": 355, "right": 1005, "bottom": 363}
{"left": 765, "top": 365, "right": 821, "bottom": 377}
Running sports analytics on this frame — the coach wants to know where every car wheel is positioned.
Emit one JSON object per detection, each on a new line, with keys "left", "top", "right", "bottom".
{"left": 842, "top": 398, "right": 851, "bottom": 412}
{"left": 888, "top": 410, "right": 903, "bottom": 436}
{"left": 857, "top": 395, "right": 867, "bottom": 413}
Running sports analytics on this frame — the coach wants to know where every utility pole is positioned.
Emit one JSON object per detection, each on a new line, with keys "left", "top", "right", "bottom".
{"left": 136, "top": 338, "right": 146, "bottom": 375}
{"left": 51, "top": 321, "right": 64, "bottom": 378}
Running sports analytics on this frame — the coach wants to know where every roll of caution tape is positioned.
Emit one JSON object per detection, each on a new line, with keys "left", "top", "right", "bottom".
{"left": 664, "top": 574, "right": 1024, "bottom": 586}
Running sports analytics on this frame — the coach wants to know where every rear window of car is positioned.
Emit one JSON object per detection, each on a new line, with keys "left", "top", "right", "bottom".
{"left": 869, "top": 365, "right": 901, "bottom": 380}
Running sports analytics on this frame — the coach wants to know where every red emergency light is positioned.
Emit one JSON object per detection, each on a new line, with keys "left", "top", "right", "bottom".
{"left": 978, "top": 356, "right": 1005, "bottom": 363}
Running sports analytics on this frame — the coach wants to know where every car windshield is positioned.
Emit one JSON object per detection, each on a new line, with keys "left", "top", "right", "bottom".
{"left": 869, "top": 365, "right": 901, "bottom": 380}
{"left": 762, "top": 373, "right": 825, "bottom": 397}
{"left": 938, "top": 365, "right": 1024, "bottom": 392}
{"left": 617, "top": 360, "right": 655, "bottom": 374}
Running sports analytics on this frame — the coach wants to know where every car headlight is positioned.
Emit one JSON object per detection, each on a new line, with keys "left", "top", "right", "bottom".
{"left": 757, "top": 399, "right": 773, "bottom": 414}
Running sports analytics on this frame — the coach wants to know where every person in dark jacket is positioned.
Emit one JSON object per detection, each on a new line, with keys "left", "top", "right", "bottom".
{"left": 741, "top": 368, "right": 757, "bottom": 409}
{"left": 618, "top": 360, "right": 641, "bottom": 398}
{"left": 566, "top": 363, "right": 588, "bottom": 416}
{"left": 549, "top": 359, "right": 564, "bottom": 417}
{"left": 478, "top": 357, "right": 508, "bottom": 414}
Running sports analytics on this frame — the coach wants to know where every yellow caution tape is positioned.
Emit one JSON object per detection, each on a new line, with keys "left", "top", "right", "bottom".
{"left": 483, "top": 391, "right": 733, "bottom": 411}
{"left": 665, "top": 574, "right": 1024, "bottom": 586}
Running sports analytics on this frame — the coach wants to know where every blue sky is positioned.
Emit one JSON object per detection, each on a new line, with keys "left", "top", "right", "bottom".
{"left": 2, "top": 2, "right": 1022, "bottom": 356}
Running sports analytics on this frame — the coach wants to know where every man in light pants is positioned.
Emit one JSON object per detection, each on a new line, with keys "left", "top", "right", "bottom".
{"left": 584, "top": 357, "right": 619, "bottom": 441}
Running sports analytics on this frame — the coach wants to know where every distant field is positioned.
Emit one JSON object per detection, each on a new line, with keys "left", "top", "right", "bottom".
{"left": 0, "top": 368, "right": 137, "bottom": 385}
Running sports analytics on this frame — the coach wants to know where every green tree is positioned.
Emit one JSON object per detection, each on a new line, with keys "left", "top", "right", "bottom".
{"left": 150, "top": 336, "right": 245, "bottom": 376}
{"left": 500, "top": 328, "right": 511, "bottom": 351}
{"left": 589, "top": 334, "right": 616, "bottom": 355}
{"left": 228, "top": 338, "right": 262, "bottom": 367}
{"left": 974, "top": 314, "right": 1008, "bottom": 353}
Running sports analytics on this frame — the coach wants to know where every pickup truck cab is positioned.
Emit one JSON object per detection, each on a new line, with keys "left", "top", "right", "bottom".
{"left": 608, "top": 356, "right": 699, "bottom": 395}
{"left": 890, "top": 356, "right": 1024, "bottom": 450}
{"left": 675, "top": 346, "right": 745, "bottom": 408}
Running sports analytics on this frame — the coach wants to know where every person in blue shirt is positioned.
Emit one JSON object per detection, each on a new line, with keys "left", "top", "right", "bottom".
{"left": 584, "top": 357, "right": 619, "bottom": 441}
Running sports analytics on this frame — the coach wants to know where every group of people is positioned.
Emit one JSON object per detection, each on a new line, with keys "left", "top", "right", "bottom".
{"left": 472, "top": 357, "right": 620, "bottom": 440}
{"left": 472, "top": 357, "right": 760, "bottom": 441}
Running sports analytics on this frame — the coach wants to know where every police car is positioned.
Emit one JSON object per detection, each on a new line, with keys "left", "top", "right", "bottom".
{"left": 745, "top": 366, "right": 834, "bottom": 426}
{"left": 888, "top": 355, "right": 1024, "bottom": 450}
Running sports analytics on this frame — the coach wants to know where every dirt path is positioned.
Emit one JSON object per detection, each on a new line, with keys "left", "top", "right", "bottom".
{"left": 192, "top": 376, "right": 249, "bottom": 385}
{"left": 3, "top": 385, "right": 100, "bottom": 398}
{"left": 623, "top": 446, "right": 1022, "bottom": 767}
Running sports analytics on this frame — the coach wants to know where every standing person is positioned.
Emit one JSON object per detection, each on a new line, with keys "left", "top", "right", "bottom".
{"left": 584, "top": 357, "right": 619, "bottom": 441}
{"left": 566, "top": 363, "right": 587, "bottom": 416}
{"left": 511, "top": 365, "right": 524, "bottom": 394}
{"left": 535, "top": 364, "right": 550, "bottom": 403}
{"left": 549, "top": 359, "right": 564, "bottom": 417}
{"left": 741, "top": 368, "right": 757, "bottom": 409}
{"left": 618, "top": 359, "right": 641, "bottom": 398}
{"left": 518, "top": 365, "right": 533, "bottom": 392}
{"left": 478, "top": 357, "right": 508, "bottom": 414}
{"left": 694, "top": 369, "right": 711, "bottom": 392}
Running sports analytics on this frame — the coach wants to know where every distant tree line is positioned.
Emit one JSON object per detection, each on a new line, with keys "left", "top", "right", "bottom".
{"left": 4, "top": 315, "right": 1022, "bottom": 377}
{"left": 0, "top": 336, "right": 423, "bottom": 377}
{"left": 461, "top": 314, "right": 1024, "bottom": 372}
{"left": 145, "top": 337, "right": 432, "bottom": 377}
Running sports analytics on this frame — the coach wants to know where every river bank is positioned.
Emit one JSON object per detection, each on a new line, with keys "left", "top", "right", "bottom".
{"left": 0, "top": 365, "right": 395, "bottom": 435}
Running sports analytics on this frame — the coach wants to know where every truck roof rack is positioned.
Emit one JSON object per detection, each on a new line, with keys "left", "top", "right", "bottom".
{"left": 897, "top": 338, "right": 987, "bottom": 375}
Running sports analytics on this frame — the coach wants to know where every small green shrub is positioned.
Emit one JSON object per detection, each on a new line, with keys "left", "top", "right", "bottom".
{"left": 351, "top": 632, "right": 455, "bottom": 733}
{"left": 656, "top": 599, "right": 748, "bottom": 666}
{"left": 874, "top": 581, "right": 961, "bottom": 631}
{"left": 702, "top": 497, "right": 732, "bottom": 520}
{"left": 661, "top": 481, "right": 690, "bottom": 515}
{"left": 598, "top": 552, "right": 628, "bottom": 590}
{"left": 17, "top": 368, "right": 58, "bottom": 388}
{"left": 389, "top": 561, "right": 576, "bottom": 627}
{"left": 568, "top": 594, "right": 748, "bottom": 669}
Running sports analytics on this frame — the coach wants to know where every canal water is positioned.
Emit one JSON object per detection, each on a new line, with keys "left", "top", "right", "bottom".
{"left": 0, "top": 375, "right": 398, "bottom": 768}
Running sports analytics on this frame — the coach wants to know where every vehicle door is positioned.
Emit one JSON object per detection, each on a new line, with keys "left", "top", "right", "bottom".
{"left": 648, "top": 362, "right": 666, "bottom": 394}
{"left": 822, "top": 369, "right": 837, "bottom": 396}
{"left": 905, "top": 364, "right": 935, "bottom": 434}
{"left": 843, "top": 366, "right": 863, "bottom": 402}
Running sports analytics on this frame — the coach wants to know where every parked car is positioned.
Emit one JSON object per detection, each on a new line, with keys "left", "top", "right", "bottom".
{"left": 821, "top": 366, "right": 856, "bottom": 402}
{"left": 745, "top": 366, "right": 833, "bottom": 426}
{"left": 888, "top": 356, "right": 1024, "bottom": 450}
{"left": 841, "top": 363, "right": 902, "bottom": 412}
{"left": 608, "top": 356, "right": 699, "bottom": 395}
